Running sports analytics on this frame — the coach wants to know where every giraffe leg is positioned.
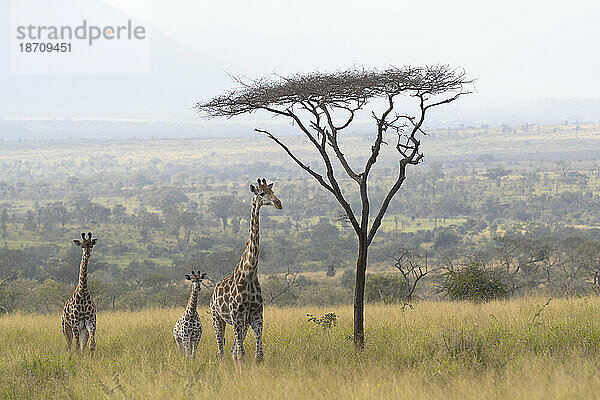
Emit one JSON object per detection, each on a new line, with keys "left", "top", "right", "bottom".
{"left": 61, "top": 315, "right": 73, "bottom": 352}
{"left": 231, "top": 324, "right": 249, "bottom": 358}
{"left": 232, "top": 320, "right": 248, "bottom": 361}
{"left": 190, "top": 336, "right": 200, "bottom": 360}
{"left": 71, "top": 326, "right": 80, "bottom": 354}
{"left": 175, "top": 336, "right": 185, "bottom": 358}
{"left": 79, "top": 328, "right": 89, "bottom": 351}
{"left": 249, "top": 314, "right": 264, "bottom": 363}
{"left": 183, "top": 336, "right": 191, "bottom": 358}
{"left": 212, "top": 312, "right": 226, "bottom": 360}
{"left": 86, "top": 318, "right": 96, "bottom": 356}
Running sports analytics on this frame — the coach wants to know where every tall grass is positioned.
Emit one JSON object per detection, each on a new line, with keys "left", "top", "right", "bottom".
{"left": 1, "top": 297, "right": 600, "bottom": 399}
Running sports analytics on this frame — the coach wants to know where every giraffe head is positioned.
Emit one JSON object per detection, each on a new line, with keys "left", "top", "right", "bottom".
{"left": 73, "top": 232, "right": 97, "bottom": 253}
{"left": 250, "top": 178, "right": 282, "bottom": 209}
{"left": 185, "top": 270, "right": 207, "bottom": 289}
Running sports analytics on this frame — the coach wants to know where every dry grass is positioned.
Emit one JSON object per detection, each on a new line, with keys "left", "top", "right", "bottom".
{"left": 1, "top": 297, "right": 600, "bottom": 399}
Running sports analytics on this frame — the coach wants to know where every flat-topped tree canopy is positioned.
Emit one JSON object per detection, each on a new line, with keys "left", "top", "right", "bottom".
{"left": 195, "top": 65, "right": 471, "bottom": 117}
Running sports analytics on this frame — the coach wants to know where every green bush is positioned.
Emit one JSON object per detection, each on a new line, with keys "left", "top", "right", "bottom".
{"left": 433, "top": 229, "right": 461, "bottom": 250}
{"left": 365, "top": 274, "right": 406, "bottom": 303}
{"left": 341, "top": 268, "right": 355, "bottom": 289}
{"left": 440, "top": 261, "right": 509, "bottom": 301}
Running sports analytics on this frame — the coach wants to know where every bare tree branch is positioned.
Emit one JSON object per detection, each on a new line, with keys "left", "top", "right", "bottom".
{"left": 255, "top": 128, "right": 334, "bottom": 193}
{"left": 261, "top": 99, "right": 363, "bottom": 233}
{"left": 321, "top": 103, "right": 362, "bottom": 182}
{"left": 367, "top": 90, "right": 467, "bottom": 245}
{"left": 392, "top": 248, "right": 436, "bottom": 302}
{"left": 268, "top": 265, "right": 305, "bottom": 304}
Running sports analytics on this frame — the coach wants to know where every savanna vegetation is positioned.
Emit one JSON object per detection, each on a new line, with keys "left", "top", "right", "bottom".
{"left": 1, "top": 123, "right": 599, "bottom": 314}
{"left": 2, "top": 298, "right": 600, "bottom": 399}
{"left": 1, "top": 122, "right": 600, "bottom": 398}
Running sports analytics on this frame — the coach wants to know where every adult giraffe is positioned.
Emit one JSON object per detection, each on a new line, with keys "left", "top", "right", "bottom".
{"left": 210, "top": 178, "right": 282, "bottom": 362}
{"left": 62, "top": 232, "right": 98, "bottom": 355}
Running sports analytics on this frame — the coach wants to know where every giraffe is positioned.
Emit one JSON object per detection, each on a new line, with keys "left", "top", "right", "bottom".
{"left": 210, "top": 178, "right": 282, "bottom": 362}
{"left": 173, "top": 270, "right": 207, "bottom": 359}
{"left": 61, "top": 232, "right": 98, "bottom": 355}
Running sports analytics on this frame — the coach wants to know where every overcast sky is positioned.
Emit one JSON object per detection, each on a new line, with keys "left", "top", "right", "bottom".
{"left": 1, "top": 0, "right": 599, "bottom": 120}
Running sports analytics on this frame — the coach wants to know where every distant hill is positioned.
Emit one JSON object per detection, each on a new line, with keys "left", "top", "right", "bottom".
{"left": 431, "top": 98, "right": 600, "bottom": 128}
{"left": 0, "top": 119, "right": 254, "bottom": 140}
{"left": 1, "top": 97, "right": 599, "bottom": 140}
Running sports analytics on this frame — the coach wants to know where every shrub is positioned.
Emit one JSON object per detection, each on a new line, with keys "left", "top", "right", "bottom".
{"left": 306, "top": 312, "right": 337, "bottom": 330}
{"left": 440, "top": 261, "right": 509, "bottom": 301}
{"left": 341, "top": 268, "right": 355, "bottom": 289}
{"left": 365, "top": 274, "right": 406, "bottom": 303}
{"left": 433, "top": 229, "right": 461, "bottom": 250}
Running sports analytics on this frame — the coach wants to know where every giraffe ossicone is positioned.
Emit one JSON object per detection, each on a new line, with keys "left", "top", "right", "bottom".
{"left": 173, "top": 270, "right": 207, "bottom": 359}
{"left": 210, "top": 178, "right": 282, "bottom": 362}
{"left": 61, "top": 232, "right": 98, "bottom": 356}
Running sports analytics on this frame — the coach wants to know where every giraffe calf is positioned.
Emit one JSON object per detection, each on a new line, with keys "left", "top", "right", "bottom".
{"left": 173, "top": 271, "right": 206, "bottom": 359}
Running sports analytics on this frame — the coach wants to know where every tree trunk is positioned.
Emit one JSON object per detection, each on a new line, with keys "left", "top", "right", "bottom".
{"left": 221, "top": 217, "right": 228, "bottom": 232}
{"left": 353, "top": 235, "right": 368, "bottom": 350}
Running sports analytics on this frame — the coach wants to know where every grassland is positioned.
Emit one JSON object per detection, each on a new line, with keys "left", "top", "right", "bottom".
{"left": 2, "top": 297, "right": 600, "bottom": 399}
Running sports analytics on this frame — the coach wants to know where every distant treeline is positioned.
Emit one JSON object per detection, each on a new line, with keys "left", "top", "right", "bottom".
{"left": 1, "top": 136, "right": 600, "bottom": 312}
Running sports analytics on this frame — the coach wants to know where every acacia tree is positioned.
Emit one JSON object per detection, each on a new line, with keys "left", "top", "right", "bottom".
{"left": 196, "top": 65, "right": 471, "bottom": 349}
{"left": 392, "top": 248, "right": 434, "bottom": 303}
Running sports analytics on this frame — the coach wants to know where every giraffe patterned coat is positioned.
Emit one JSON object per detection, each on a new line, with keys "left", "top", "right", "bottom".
{"left": 61, "top": 232, "right": 98, "bottom": 355}
{"left": 173, "top": 271, "right": 206, "bottom": 359}
{"left": 210, "top": 179, "right": 282, "bottom": 362}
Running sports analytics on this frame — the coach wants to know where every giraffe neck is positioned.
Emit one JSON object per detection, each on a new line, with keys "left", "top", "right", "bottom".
{"left": 77, "top": 250, "right": 90, "bottom": 290}
{"left": 185, "top": 284, "right": 200, "bottom": 314}
{"left": 235, "top": 196, "right": 260, "bottom": 280}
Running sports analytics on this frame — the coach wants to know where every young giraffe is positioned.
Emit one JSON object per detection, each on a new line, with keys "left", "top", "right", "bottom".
{"left": 61, "top": 232, "right": 98, "bottom": 355}
{"left": 211, "top": 178, "right": 282, "bottom": 362}
{"left": 173, "top": 270, "right": 207, "bottom": 359}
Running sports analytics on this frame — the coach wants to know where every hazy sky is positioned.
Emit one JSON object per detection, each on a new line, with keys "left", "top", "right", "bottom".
{"left": 1, "top": 0, "right": 599, "bottom": 120}
{"left": 105, "top": 0, "right": 600, "bottom": 99}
